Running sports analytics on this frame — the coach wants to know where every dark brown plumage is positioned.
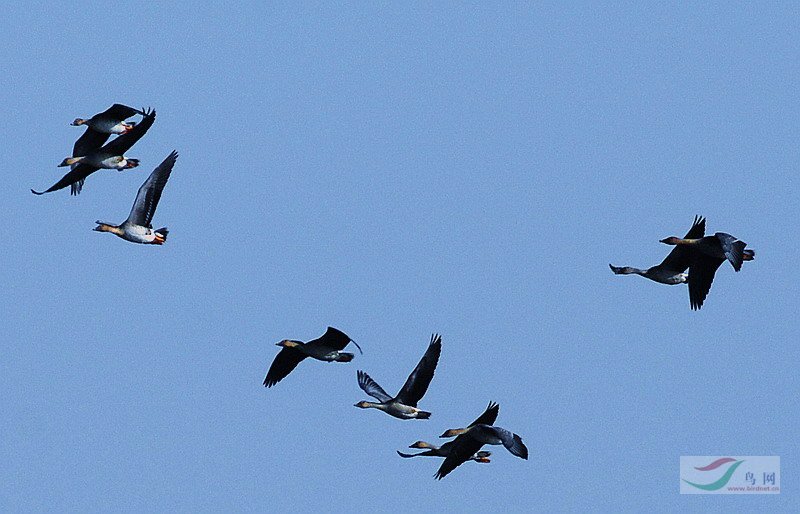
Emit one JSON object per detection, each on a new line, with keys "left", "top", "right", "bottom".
{"left": 263, "top": 327, "right": 360, "bottom": 388}
{"left": 32, "top": 108, "right": 156, "bottom": 195}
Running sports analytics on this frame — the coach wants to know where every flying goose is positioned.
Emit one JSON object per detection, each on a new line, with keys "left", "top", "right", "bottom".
{"left": 436, "top": 402, "right": 528, "bottom": 479}
{"left": 354, "top": 334, "right": 441, "bottom": 420}
{"left": 397, "top": 442, "right": 491, "bottom": 463}
{"left": 71, "top": 103, "right": 142, "bottom": 136}
{"left": 69, "top": 104, "right": 144, "bottom": 194}
{"left": 610, "top": 215, "right": 707, "bottom": 285}
{"left": 264, "top": 327, "right": 361, "bottom": 387}
{"left": 32, "top": 108, "right": 156, "bottom": 195}
{"left": 93, "top": 150, "right": 177, "bottom": 244}
{"left": 660, "top": 224, "right": 754, "bottom": 310}
{"left": 397, "top": 401, "right": 499, "bottom": 462}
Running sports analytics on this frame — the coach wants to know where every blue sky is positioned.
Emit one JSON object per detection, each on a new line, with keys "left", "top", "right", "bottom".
{"left": 1, "top": 2, "right": 797, "bottom": 512}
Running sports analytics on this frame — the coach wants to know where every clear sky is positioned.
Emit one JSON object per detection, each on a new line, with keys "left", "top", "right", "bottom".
{"left": 1, "top": 2, "right": 797, "bottom": 512}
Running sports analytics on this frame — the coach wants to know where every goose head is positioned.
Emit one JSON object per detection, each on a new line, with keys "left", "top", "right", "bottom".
{"left": 58, "top": 156, "right": 83, "bottom": 167}
{"left": 440, "top": 427, "right": 470, "bottom": 438}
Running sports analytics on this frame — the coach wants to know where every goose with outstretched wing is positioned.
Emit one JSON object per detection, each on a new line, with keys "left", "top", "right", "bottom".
{"left": 354, "top": 334, "right": 441, "bottom": 420}
{"left": 660, "top": 226, "right": 754, "bottom": 310}
{"left": 264, "top": 327, "right": 361, "bottom": 388}
{"left": 398, "top": 402, "right": 499, "bottom": 462}
{"left": 32, "top": 108, "right": 156, "bottom": 195}
{"left": 435, "top": 402, "right": 528, "bottom": 480}
{"left": 93, "top": 150, "right": 177, "bottom": 244}
{"left": 610, "top": 215, "right": 706, "bottom": 285}
{"left": 68, "top": 104, "right": 144, "bottom": 194}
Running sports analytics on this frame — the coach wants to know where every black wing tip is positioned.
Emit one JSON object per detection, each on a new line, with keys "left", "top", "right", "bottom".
{"left": 430, "top": 333, "right": 442, "bottom": 346}
{"left": 158, "top": 150, "right": 179, "bottom": 167}
{"left": 434, "top": 466, "right": 453, "bottom": 480}
{"left": 730, "top": 241, "right": 746, "bottom": 272}
{"left": 514, "top": 435, "right": 530, "bottom": 460}
{"left": 325, "top": 325, "right": 351, "bottom": 340}
{"left": 108, "top": 103, "right": 142, "bottom": 118}
{"left": 31, "top": 188, "right": 45, "bottom": 195}
{"left": 322, "top": 326, "right": 359, "bottom": 353}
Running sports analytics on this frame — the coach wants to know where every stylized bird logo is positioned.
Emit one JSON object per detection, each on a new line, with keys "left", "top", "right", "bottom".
{"left": 683, "top": 457, "right": 744, "bottom": 491}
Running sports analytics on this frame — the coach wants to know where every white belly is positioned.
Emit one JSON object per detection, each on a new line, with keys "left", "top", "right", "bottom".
{"left": 98, "top": 156, "right": 126, "bottom": 169}
{"left": 92, "top": 120, "right": 128, "bottom": 134}
{"left": 121, "top": 224, "right": 156, "bottom": 244}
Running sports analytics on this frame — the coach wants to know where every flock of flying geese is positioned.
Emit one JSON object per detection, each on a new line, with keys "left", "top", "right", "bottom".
{"left": 33, "top": 103, "right": 756, "bottom": 480}
{"left": 610, "top": 215, "right": 754, "bottom": 309}
{"left": 259, "top": 207, "right": 756, "bottom": 479}
{"left": 32, "top": 104, "right": 177, "bottom": 245}
{"left": 264, "top": 329, "right": 528, "bottom": 479}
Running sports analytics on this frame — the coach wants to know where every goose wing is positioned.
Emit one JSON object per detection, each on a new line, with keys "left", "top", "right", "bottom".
{"left": 102, "top": 108, "right": 156, "bottom": 156}
{"left": 31, "top": 162, "right": 99, "bottom": 196}
{"left": 126, "top": 151, "right": 178, "bottom": 227}
{"left": 305, "top": 326, "right": 354, "bottom": 352}
{"left": 395, "top": 334, "right": 442, "bottom": 407}
{"left": 437, "top": 440, "right": 455, "bottom": 455}
{"left": 356, "top": 370, "right": 392, "bottom": 402}
{"left": 435, "top": 434, "right": 483, "bottom": 479}
{"left": 659, "top": 215, "right": 705, "bottom": 271}
{"left": 714, "top": 232, "right": 746, "bottom": 271}
{"left": 73, "top": 128, "right": 111, "bottom": 160}
{"left": 469, "top": 401, "right": 499, "bottom": 428}
{"left": 70, "top": 129, "right": 111, "bottom": 196}
{"left": 687, "top": 254, "right": 724, "bottom": 310}
{"left": 492, "top": 427, "right": 529, "bottom": 459}
{"left": 397, "top": 449, "right": 438, "bottom": 458}
{"left": 397, "top": 450, "right": 421, "bottom": 458}
{"left": 98, "top": 103, "right": 142, "bottom": 121}
{"left": 609, "top": 265, "right": 641, "bottom": 275}
{"left": 263, "top": 346, "right": 307, "bottom": 387}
